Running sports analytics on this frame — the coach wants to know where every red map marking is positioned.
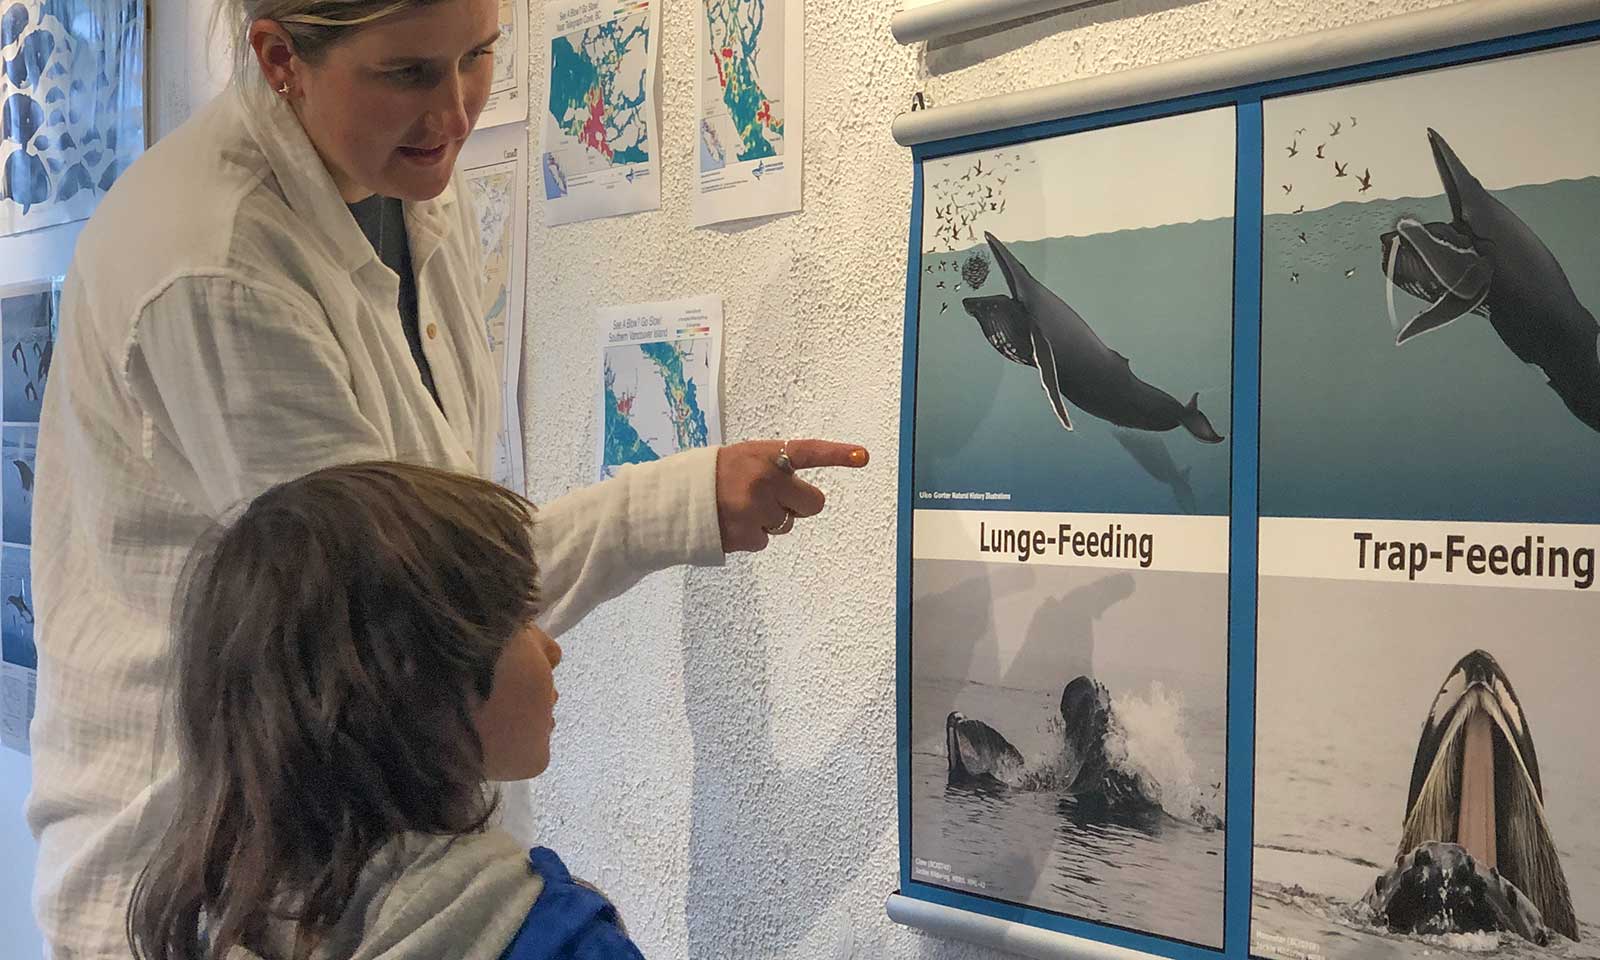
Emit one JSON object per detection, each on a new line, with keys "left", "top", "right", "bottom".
{"left": 712, "top": 51, "right": 726, "bottom": 88}
{"left": 755, "top": 99, "right": 773, "bottom": 127}
{"left": 616, "top": 390, "right": 635, "bottom": 416}
{"left": 579, "top": 86, "right": 614, "bottom": 159}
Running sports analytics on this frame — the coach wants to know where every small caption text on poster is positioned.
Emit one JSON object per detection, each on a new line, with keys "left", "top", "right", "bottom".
{"left": 912, "top": 857, "right": 989, "bottom": 892}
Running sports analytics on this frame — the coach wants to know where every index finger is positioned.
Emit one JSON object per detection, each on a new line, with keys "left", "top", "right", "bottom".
{"left": 780, "top": 438, "right": 870, "bottom": 471}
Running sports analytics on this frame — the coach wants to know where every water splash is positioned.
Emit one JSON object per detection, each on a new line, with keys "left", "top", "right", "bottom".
{"left": 1260, "top": 880, "right": 1512, "bottom": 955}
{"left": 1001, "top": 683, "right": 1221, "bottom": 828}
{"left": 1108, "top": 683, "right": 1221, "bottom": 826}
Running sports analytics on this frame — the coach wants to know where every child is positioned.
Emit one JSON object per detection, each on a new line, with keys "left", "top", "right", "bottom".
{"left": 127, "top": 461, "right": 645, "bottom": 960}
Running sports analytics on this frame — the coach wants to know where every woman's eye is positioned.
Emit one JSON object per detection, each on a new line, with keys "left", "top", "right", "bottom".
{"left": 388, "top": 65, "right": 430, "bottom": 86}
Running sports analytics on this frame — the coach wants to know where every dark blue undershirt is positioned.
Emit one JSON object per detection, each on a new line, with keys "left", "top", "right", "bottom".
{"left": 347, "top": 194, "right": 440, "bottom": 407}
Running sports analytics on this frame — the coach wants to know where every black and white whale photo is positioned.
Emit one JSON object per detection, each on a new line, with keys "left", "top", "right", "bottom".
{"left": 910, "top": 558, "right": 1227, "bottom": 947}
{"left": 1253, "top": 577, "right": 1600, "bottom": 960}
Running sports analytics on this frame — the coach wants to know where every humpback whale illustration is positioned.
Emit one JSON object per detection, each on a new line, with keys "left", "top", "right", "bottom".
{"left": 1363, "top": 650, "right": 1577, "bottom": 942}
{"left": 945, "top": 711, "right": 1023, "bottom": 789}
{"left": 1380, "top": 129, "right": 1600, "bottom": 431}
{"left": 961, "top": 232, "right": 1224, "bottom": 443}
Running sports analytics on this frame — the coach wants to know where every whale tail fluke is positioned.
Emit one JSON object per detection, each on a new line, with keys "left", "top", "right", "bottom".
{"left": 1179, "top": 393, "right": 1225, "bottom": 444}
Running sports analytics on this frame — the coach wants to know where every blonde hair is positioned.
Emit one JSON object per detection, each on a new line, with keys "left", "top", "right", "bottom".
{"left": 216, "top": 0, "right": 445, "bottom": 80}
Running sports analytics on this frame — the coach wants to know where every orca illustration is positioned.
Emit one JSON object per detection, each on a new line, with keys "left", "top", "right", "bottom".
{"left": 1371, "top": 650, "right": 1578, "bottom": 942}
{"left": 1380, "top": 128, "right": 1600, "bottom": 431}
{"left": 962, "top": 233, "right": 1223, "bottom": 443}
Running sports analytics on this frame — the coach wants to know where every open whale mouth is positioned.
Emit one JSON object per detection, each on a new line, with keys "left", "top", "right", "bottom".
{"left": 1379, "top": 216, "right": 1492, "bottom": 344}
{"left": 1401, "top": 650, "right": 1577, "bottom": 940}
{"left": 1378, "top": 128, "right": 1496, "bottom": 345}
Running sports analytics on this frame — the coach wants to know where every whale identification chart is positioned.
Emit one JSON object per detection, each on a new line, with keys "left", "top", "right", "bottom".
{"left": 895, "top": 13, "right": 1600, "bottom": 960}
{"left": 908, "top": 107, "right": 1235, "bottom": 950}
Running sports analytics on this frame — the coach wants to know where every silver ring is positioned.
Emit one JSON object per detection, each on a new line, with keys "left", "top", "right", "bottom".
{"left": 763, "top": 510, "right": 795, "bottom": 535}
{"left": 774, "top": 440, "right": 794, "bottom": 474}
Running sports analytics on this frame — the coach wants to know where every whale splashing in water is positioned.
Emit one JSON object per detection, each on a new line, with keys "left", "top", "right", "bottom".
{"left": 945, "top": 677, "right": 1222, "bottom": 829}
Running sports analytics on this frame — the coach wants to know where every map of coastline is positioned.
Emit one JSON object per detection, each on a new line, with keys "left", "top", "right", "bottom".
{"left": 548, "top": 13, "right": 651, "bottom": 169}
{"left": 603, "top": 339, "right": 712, "bottom": 477}
{"left": 703, "top": 0, "right": 785, "bottom": 162}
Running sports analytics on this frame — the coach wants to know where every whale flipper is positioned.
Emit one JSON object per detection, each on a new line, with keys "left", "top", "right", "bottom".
{"left": 1030, "top": 328, "right": 1073, "bottom": 431}
{"left": 962, "top": 295, "right": 1037, "bottom": 367}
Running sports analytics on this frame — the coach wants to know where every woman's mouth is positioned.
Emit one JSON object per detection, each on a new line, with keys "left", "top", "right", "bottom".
{"left": 397, "top": 143, "right": 449, "bottom": 165}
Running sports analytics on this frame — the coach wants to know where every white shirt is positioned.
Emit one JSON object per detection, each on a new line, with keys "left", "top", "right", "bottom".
{"left": 28, "top": 82, "right": 722, "bottom": 958}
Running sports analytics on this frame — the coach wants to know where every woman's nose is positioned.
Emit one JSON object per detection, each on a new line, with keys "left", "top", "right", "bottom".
{"left": 433, "top": 72, "right": 471, "bottom": 140}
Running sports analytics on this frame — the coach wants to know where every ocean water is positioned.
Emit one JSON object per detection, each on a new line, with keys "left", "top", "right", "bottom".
{"left": 912, "top": 219, "right": 1235, "bottom": 517}
{"left": 1252, "top": 577, "right": 1600, "bottom": 959}
{"left": 1260, "top": 178, "right": 1600, "bottom": 523}
{"left": 910, "top": 672, "right": 1227, "bottom": 948}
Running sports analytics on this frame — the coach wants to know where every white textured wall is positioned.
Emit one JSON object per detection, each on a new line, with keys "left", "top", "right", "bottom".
{"left": 515, "top": 1, "right": 1462, "bottom": 959}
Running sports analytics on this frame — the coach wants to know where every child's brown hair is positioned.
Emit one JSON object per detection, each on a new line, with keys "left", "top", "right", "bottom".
{"left": 128, "top": 461, "right": 539, "bottom": 960}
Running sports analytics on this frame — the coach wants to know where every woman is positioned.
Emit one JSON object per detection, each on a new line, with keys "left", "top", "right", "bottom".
{"left": 27, "top": 1, "right": 866, "bottom": 956}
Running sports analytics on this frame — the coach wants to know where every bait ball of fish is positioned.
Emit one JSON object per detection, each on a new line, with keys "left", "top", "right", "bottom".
{"left": 961, "top": 254, "right": 990, "bottom": 290}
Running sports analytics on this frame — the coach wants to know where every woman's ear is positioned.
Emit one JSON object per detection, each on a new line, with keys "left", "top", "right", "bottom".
{"left": 248, "top": 18, "right": 300, "bottom": 94}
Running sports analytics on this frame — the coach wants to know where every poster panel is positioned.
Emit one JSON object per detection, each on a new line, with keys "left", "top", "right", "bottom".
{"left": 1254, "top": 37, "right": 1600, "bottom": 960}
{"left": 907, "top": 106, "right": 1236, "bottom": 949}
{"left": 0, "top": 0, "right": 145, "bottom": 236}
{"left": 0, "top": 278, "right": 54, "bottom": 753}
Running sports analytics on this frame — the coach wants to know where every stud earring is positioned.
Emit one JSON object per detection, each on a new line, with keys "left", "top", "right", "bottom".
{"left": 277, "top": 81, "right": 290, "bottom": 96}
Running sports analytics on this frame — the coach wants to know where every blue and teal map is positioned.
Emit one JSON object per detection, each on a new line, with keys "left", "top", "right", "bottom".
{"left": 602, "top": 339, "right": 714, "bottom": 478}
{"left": 547, "top": 9, "right": 652, "bottom": 170}
{"left": 701, "top": 0, "right": 787, "bottom": 165}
